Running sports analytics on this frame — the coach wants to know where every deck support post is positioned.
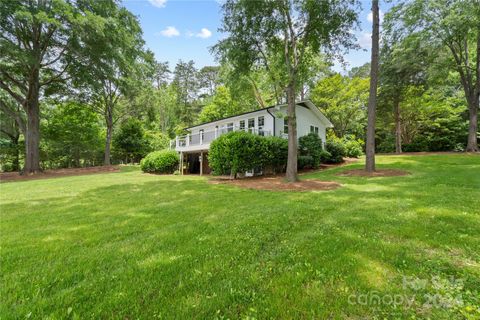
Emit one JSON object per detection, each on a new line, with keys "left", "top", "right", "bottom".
{"left": 180, "top": 152, "right": 183, "bottom": 175}
{"left": 200, "top": 151, "right": 203, "bottom": 176}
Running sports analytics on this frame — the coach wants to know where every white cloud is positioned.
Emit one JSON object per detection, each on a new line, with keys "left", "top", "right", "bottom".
{"left": 367, "top": 9, "right": 384, "bottom": 23}
{"left": 359, "top": 32, "right": 372, "bottom": 49}
{"left": 196, "top": 28, "right": 212, "bottom": 39}
{"left": 157, "top": 26, "right": 180, "bottom": 37}
{"left": 149, "top": 0, "right": 167, "bottom": 8}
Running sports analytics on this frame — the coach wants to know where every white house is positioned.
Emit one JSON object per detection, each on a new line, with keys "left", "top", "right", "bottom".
{"left": 172, "top": 100, "right": 333, "bottom": 174}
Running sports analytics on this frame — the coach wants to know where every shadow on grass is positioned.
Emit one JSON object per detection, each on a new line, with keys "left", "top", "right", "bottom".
{"left": 1, "top": 155, "right": 479, "bottom": 318}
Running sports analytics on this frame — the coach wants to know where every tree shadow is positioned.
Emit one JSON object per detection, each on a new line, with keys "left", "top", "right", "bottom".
{"left": 1, "top": 156, "right": 479, "bottom": 318}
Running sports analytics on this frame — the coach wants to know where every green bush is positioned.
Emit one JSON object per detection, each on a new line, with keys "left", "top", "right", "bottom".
{"left": 140, "top": 150, "right": 179, "bottom": 174}
{"left": 209, "top": 131, "right": 265, "bottom": 177}
{"left": 325, "top": 140, "right": 346, "bottom": 163}
{"left": 341, "top": 135, "right": 364, "bottom": 158}
{"left": 319, "top": 150, "right": 332, "bottom": 163}
{"left": 262, "top": 136, "right": 288, "bottom": 173}
{"left": 298, "top": 133, "right": 324, "bottom": 168}
{"left": 298, "top": 155, "right": 314, "bottom": 169}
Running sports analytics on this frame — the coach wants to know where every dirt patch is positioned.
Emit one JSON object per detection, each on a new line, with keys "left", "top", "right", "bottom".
{"left": 209, "top": 176, "right": 341, "bottom": 191}
{"left": 0, "top": 166, "right": 120, "bottom": 183}
{"left": 337, "top": 169, "right": 409, "bottom": 177}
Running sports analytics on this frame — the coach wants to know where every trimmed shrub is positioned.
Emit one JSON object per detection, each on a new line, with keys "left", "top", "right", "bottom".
{"left": 298, "top": 133, "right": 324, "bottom": 168}
{"left": 209, "top": 131, "right": 265, "bottom": 177}
{"left": 262, "top": 136, "right": 288, "bottom": 173}
{"left": 325, "top": 140, "right": 346, "bottom": 163}
{"left": 140, "top": 150, "right": 179, "bottom": 174}
{"left": 298, "top": 155, "right": 314, "bottom": 169}
{"left": 319, "top": 150, "right": 332, "bottom": 163}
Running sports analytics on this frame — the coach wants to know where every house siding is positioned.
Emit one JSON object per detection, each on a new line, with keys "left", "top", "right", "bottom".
{"left": 188, "top": 109, "right": 275, "bottom": 137}
{"left": 174, "top": 102, "right": 331, "bottom": 153}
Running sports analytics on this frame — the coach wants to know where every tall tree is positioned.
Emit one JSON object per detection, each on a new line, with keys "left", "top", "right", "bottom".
{"left": 0, "top": 0, "right": 84, "bottom": 173}
{"left": 348, "top": 63, "right": 371, "bottom": 79}
{"left": 365, "top": 0, "right": 380, "bottom": 172}
{"left": 43, "top": 102, "right": 103, "bottom": 168}
{"left": 198, "top": 86, "right": 243, "bottom": 123}
{"left": 152, "top": 61, "right": 170, "bottom": 90}
{"left": 0, "top": 105, "right": 23, "bottom": 171}
{"left": 198, "top": 66, "right": 221, "bottom": 96}
{"left": 391, "top": 0, "right": 480, "bottom": 152}
{"left": 73, "top": 0, "right": 148, "bottom": 165}
{"left": 379, "top": 33, "right": 428, "bottom": 153}
{"left": 173, "top": 60, "right": 199, "bottom": 126}
{"left": 310, "top": 74, "right": 369, "bottom": 138}
{"left": 215, "top": 0, "right": 358, "bottom": 181}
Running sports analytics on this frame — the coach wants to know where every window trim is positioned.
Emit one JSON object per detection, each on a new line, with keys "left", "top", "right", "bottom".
{"left": 258, "top": 116, "right": 264, "bottom": 127}
{"left": 248, "top": 118, "right": 255, "bottom": 132}
{"left": 239, "top": 120, "right": 245, "bottom": 131}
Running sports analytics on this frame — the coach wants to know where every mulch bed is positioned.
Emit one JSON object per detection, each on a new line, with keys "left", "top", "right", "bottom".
{"left": 337, "top": 168, "right": 410, "bottom": 177}
{"left": 209, "top": 176, "right": 341, "bottom": 191}
{"left": 0, "top": 165, "right": 120, "bottom": 183}
{"left": 208, "top": 158, "right": 360, "bottom": 191}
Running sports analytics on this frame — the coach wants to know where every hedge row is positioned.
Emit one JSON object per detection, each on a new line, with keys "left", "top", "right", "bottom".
{"left": 208, "top": 131, "right": 350, "bottom": 176}
{"left": 208, "top": 131, "right": 287, "bottom": 177}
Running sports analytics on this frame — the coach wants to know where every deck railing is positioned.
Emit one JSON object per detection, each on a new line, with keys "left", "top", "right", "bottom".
{"left": 171, "top": 126, "right": 271, "bottom": 150}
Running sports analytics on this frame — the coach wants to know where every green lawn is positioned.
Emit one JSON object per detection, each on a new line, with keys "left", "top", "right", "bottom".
{"left": 1, "top": 154, "right": 479, "bottom": 319}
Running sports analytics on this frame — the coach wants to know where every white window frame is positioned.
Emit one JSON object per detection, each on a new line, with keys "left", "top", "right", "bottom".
{"left": 239, "top": 120, "right": 245, "bottom": 131}
{"left": 258, "top": 116, "right": 265, "bottom": 136}
{"left": 248, "top": 118, "right": 255, "bottom": 133}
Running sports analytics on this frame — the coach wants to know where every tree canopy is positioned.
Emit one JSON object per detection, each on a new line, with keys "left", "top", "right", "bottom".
{"left": 0, "top": 0, "right": 478, "bottom": 174}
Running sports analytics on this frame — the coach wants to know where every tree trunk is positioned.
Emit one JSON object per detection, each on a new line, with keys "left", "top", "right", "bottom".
{"left": 24, "top": 103, "right": 41, "bottom": 174}
{"left": 285, "top": 82, "right": 298, "bottom": 182}
{"left": 104, "top": 113, "right": 113, "bottom": 166}
{"left": 13, "top": 134, "right": 20, "bottom": 172}
{"left": 466, "top": 31, "right": 480, "bottom": 152}
{"left": 466, "top": 94, "right": 479, "bottom": 152}
{"left": 394, "top": 94, "right": 402, "bottom": 154}
{"left": 365, "top": 0, "right": 379, "bottom": 172}
{"left": 23, "top": 67, "right": 41, "bottom": 174}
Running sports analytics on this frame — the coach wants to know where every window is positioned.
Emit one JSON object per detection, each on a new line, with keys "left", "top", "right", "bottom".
{"left": 310, "top": 125, "right": 319, "bottom": 135}
{"left": 227, "top": 122, "right": 234, "bottom": 132}
{"left": 248, "top": 118, "right": 255, "bottom": 132}
{"left": 315, "top": 127, "right": 319, "bottom": 134}
{"left": 199, "top": 129, "right": 204, "bottom": 142}
{"left": 258, "top": 116, "right": 264, "bottom": 127}
{"left": 284, "top": 118, "right": 288, "bottom": 134}
{"left": 239, "top": 120, "right": 245, "bottom": 131}
{"left": 258, "top": 116, "right": 265, "bottom": 136}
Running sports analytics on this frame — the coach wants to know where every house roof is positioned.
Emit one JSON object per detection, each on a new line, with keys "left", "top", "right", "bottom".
{"left": 186, "top": 99, "right": 333, "bottom": 130}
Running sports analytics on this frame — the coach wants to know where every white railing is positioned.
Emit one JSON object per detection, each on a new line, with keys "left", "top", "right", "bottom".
{"left": 171, "top": 126, "right": 271, "bottom": 150}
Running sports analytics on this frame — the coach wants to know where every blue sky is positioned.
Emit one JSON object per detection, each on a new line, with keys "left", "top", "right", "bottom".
{"left": 122, "top": 0, "right": 390, "bottom": 73}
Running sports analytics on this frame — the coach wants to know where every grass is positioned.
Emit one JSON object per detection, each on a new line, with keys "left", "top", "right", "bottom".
{"left": 1, "top": 154, "right": 479, "bottom": 319}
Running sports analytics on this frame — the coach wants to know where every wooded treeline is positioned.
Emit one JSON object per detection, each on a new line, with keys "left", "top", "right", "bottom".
{"left": 0, "top": 0, "right": 478, "bottom": 173}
